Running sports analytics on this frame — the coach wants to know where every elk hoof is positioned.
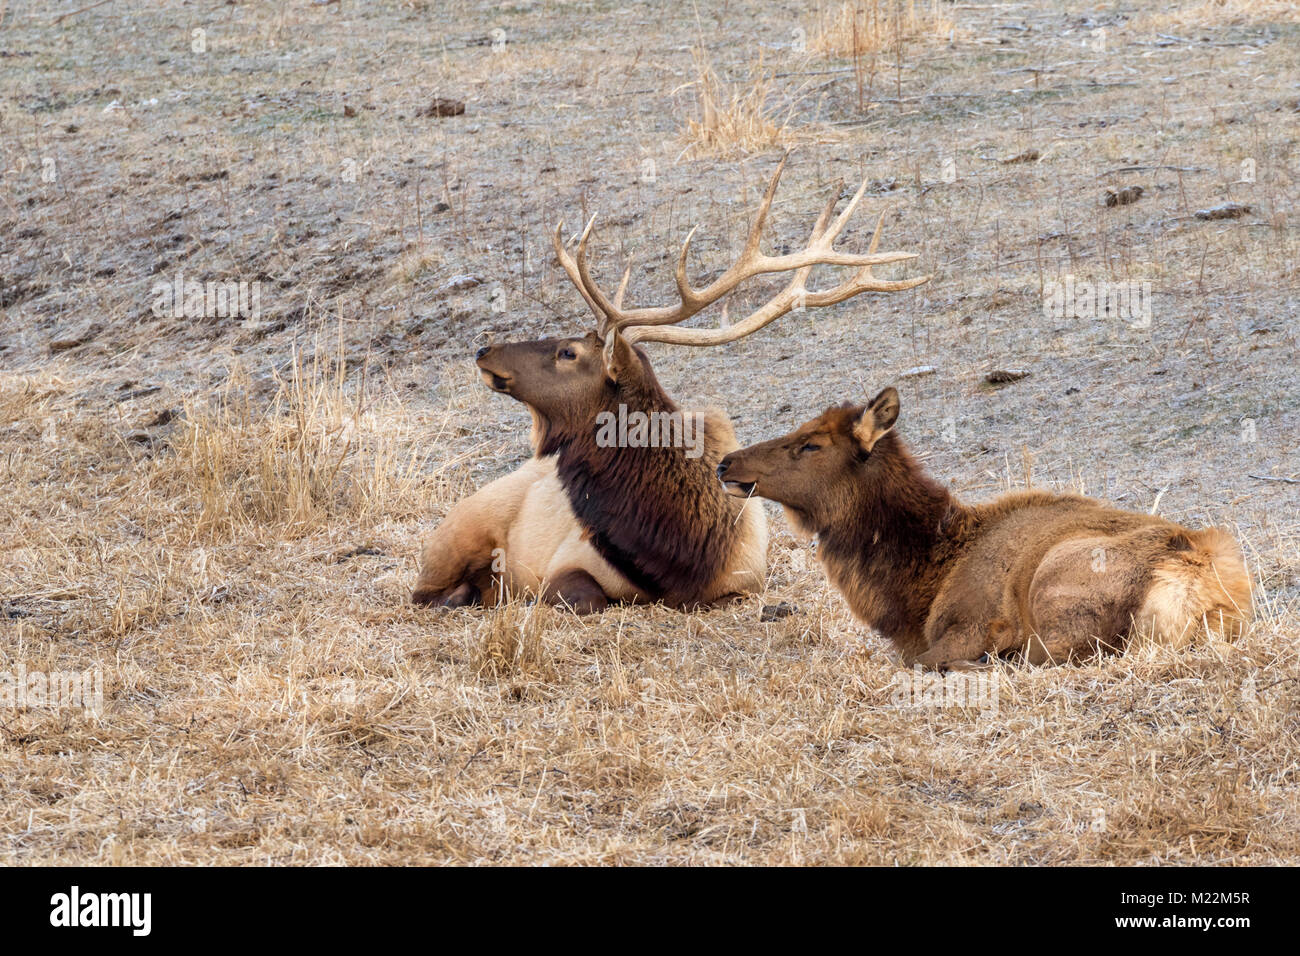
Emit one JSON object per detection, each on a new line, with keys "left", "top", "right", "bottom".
{"left": 411, "top": 581, "right": 481, "bottom": 608}
{"left": 543, "top": 569, "right": 610, "bottom": 615}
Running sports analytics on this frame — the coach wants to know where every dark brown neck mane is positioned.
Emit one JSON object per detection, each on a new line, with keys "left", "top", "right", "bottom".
{"left": 540, "top": 361, "right": 740, "bottom": 604}
{"left": 814, "top": 432, "right": 966, "bottom": 649}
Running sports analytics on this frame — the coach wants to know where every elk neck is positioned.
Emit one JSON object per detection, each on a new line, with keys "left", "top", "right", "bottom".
{"left": 815, "top": 432, "right": 967, "bottom": 642}
{"left": 542, "top": 366, "right": 738, "bottom": 604}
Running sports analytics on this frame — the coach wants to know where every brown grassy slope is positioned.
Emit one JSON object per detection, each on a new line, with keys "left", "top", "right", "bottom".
{"left": 0, "top": 0, "right": 1297, "bottom": 863}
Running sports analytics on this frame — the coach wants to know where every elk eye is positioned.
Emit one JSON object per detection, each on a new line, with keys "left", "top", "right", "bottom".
{"left": 800, "top": 442, "right": 821, "bottom": 454}
{"left": 557, "top": 347, "right": 577, "bottom": 361}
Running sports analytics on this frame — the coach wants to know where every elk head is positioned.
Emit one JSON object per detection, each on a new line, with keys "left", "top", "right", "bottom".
{"left": 715, "top": 388, "right": 903, "bottom": 534}
{"left": 475, "top": 154, "right": 930, "bottom": 450}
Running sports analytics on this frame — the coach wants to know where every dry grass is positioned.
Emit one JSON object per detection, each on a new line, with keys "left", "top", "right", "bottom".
{"left": 1131, "top": 0, "right": 1300, "bottom": 31}
{"left": 171, "top": 340, "right": 426, "bottom": 540}
{"left": 1, "top": 0, "right": 1298, "bottom": 865}
{"left": 1, "top": 345, "right": 1296, "bottom": 864}
{"left": 679, "top": 50, "right": 834, "bottom": 159}
{"left": 811, "top": 0, "right": 955, "bottom": 58}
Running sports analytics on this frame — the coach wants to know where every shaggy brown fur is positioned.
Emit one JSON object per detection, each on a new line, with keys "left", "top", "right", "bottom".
{"left": 717, "top": 388, "right": 1252, "bottom": 668}
{"left": 543, "top": 336, "right": 752, "bottom": 605}
{"left": 413, "top": 331, "right": 766, "bottom": 611}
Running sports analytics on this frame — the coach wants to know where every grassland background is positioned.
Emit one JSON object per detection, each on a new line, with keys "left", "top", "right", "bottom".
{"left": 1, "top": 0, "right": 1297, "bottom": 864}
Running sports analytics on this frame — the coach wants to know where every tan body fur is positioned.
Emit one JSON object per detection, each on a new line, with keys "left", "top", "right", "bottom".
{"left": 829, "top": 490, "right": 1251, "bottom": 668}
{"left": 414, "top": 392, "right": 767, "bottom": 612}
{"left": 719, "top": 389, "right": 1251, "bottom": 668}
{"left": 414, "top": 456, "right": 642, "bottom": 607}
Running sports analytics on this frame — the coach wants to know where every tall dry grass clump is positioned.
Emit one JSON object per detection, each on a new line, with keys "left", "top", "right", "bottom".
{"left": 166, "top": 337, "right": 428, "bottom": 541}
{"left": 472, "top": 600, "right": 557, "bottom": 683}
{"left": 811, "top": 0, "right": 954, "bottom": 58}
{"left": 680, "top": 50, "right": 828, "bottom": 158}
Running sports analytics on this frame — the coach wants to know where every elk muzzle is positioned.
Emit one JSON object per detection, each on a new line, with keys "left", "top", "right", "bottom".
{"left": 716, "top": 453, "right": 758, "bottom": 498}
{"left": 475, "top": 345, "right": 513, "bottom": 393}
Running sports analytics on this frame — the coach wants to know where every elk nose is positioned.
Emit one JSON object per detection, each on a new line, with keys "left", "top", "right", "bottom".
{"left": 476, "top": 345, "right": 491, "bottom": 360}
{"left": 716, "top": 460, "right": 730, "bottom": 479}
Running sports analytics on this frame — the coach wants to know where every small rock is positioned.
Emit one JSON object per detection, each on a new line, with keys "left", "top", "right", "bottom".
{"left": 1000, "top": 148, "right": 1040, "bottom": 164}
{"left": 1194, "top": 202, "right": 1251, "bottom": 220}
{"left": 1104, "top": 185, "right": 1144, "bottom": 207}
{"left": 761, "top": 602, "right": 797, "bottom": 622}
{"left": 433, "top": 274, "right": 483, "bottom": 298}
{"left": 421, "top": 97, "right": 466, "bottom": 118}
{"left": 49, "top": 325, "right": 97, "bottom": 352}
{"left": 900, "top": 365, "right": 938, "bottom": 379}
{"left": 337, "top": 545, "right": 384, "bottom": 561}
{"left": 343, "top": 104, "right": 357, "bottom": 118}
{"left": 985, "top": 368, "right": 1030, "bottom": 385}
{"left": 145, "top": 407, "right": 177, "bottom": 428}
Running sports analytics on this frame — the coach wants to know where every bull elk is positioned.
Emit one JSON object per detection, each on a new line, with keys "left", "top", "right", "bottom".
{"left": 717, "top": 388, "right": 1252, "bottom": 667}
{"left": 413, "top": 157, "right": 928, "bottom": 612}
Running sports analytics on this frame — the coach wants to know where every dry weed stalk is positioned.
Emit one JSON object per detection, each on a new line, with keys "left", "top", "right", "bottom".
{"left": 811, "top": 0, "right": 953, "bottom": 58}
{"left": 169, "top": 331, "right": 426, "bottom": 540}
{"left": 680, "top": 50, "right": 825, "bottom": 158}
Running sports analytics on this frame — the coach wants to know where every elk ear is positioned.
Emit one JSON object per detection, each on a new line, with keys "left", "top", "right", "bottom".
{"left": 852, "top": 387, "right": 900, "bottom": 453}
{"left": 601, "top": 328, "right": 637, "bottom": 383}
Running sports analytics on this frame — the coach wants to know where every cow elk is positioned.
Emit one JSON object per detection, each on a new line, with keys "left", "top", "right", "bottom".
{"left": 413, "top": 157, "right": 929, "bottom": 613}
{"left": 716, "top": 389, "right": 1252, "bottom": 667}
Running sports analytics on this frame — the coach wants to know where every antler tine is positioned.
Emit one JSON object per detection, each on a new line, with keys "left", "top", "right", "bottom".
{"left": 624, "top": 172, "right": 930, "bottom": 349}
{"left": 866, "top": 208, "right": 885, "bottom": 254}
{"left": 799, "top": 209, "right": 931, "bottom": 302}
{"left": 816, "top": 173, "right": 872, "bottom": 250}
{"left": 764, "top": 191, "right": 834, "bottom": 325}
{"left": 549, "top": 159, "right": 927, "bottom": 347}
{"left": 574, "top": 215, "right": 624, "bottom": 334}
{"left": 806, "top": 181, "right": 842, "bottom": 246}
{"left": 553, "top": 221, "right": 605, "bottom": 326}
{"left": 742, "top": 150, "right": 787, "bottom": 255}
{"left": 614, "top": 258, "right": 632, "bottom": 311}
{"left": 670, "top": 225, "right": 703, "bottom": 316}
{"left": 803, "top": 267, "right": 931, "bottom": 307}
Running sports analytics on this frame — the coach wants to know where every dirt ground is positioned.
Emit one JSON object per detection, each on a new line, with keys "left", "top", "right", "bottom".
{"left": 1, "top": 0, "right": 1297, "bottom": 864}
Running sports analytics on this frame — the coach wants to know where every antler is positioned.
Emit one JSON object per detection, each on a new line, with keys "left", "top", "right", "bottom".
{"left": 551, "top": 154, "right": 930, "bottom": 347}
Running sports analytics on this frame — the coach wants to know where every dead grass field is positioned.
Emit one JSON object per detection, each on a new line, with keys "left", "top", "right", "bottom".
{"left": 1, "top": 0, "right": 1298, "bottom": 864}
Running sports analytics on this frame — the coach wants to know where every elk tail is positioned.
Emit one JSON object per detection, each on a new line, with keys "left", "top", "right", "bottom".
{"left": 1135, "top": 527, "right": 1253, "bottom": 648}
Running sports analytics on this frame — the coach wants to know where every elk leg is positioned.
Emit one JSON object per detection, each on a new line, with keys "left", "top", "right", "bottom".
{"left": 412, "top": 579, "right": 482, "bottom": 608}
{"left": 540, "top": 568, "right": 610, "bottom": 615}
{"left": 1020, "top": 536, "right": 1138, "bottom": 665}
{"left": 1021, "top": 612, "right": 1124, "bottom": 666}
{"left": 413, "top": 463, "right": 542, "bottom": 607}
{"left": 412, "top": 528, "right": 494, "bottom": 606}
{"left": 912, "top": 622, "right": 993, "bottom": 671}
